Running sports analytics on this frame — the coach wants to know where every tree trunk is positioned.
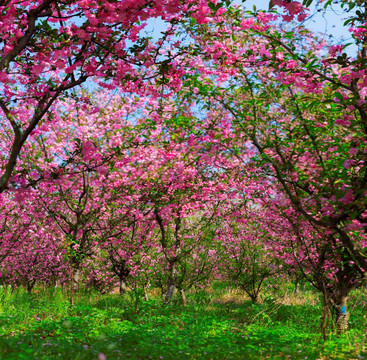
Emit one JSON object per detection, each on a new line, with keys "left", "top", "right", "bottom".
{"left": 165, "top": 260, "right": 178, "bottom": 303}
{"left": 179, "top": 288, "right": 187, "bottom": 305}
{"left": 321, "top": 294, "right": 349, "bottom": 336}
{"left": 119, "top": 279, "right": 127, "bottom": 295}
{"left": 143, "top": 283, "right": 149, "bottom": 301}
{"left": 321, "top": 299, "right": 333, "bottom": 339}
{"left": 70, "top": 266, "right": 81, "bottom": 305}
{"left": 294, "top": 281, "right": 299, "bottom": 295}
{"left": 334, "top": 295, "right": 349, "bottom": 334}
{"left": 27, "top": 280, "right": 35, "bottom": 296}
{"left": 250, "top": 293, "right": 259, "bottom": 304}
{"left": 243, "top": 286, "right": 259, "bottom": 304}
{"left": 72, "top": 267, "right": 80, "bottom": 292}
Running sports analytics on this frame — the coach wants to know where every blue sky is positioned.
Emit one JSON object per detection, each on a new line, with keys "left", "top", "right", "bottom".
{"left": 239, "top": 0, "right": 354, "bottom": 45}
{"left": 146, "top": 0, "right": 357, "bottom": 56}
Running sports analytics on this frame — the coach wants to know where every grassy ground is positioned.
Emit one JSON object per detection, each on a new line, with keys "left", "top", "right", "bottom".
{"left": 0, "top": 285, "right": 366, "bottom": 360}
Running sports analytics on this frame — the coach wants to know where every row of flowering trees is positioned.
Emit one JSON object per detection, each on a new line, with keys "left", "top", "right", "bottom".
{"left": 0, "top": 87, "right": 362, "bottom": 332}
{"left": 0, "top": 0, "right": 366, "bottom": 334}
{"left": 179, "top": 1, "right": 367, "bottom": 331}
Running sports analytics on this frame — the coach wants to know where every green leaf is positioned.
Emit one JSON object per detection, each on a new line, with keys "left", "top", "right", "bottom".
{"left": 344, "top": 18, "right": 354, "bottom": 26}
{"left": 208, "top": 1, "right": 216, "bottom": 11}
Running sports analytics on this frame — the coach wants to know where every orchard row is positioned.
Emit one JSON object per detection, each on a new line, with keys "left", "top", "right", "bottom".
{"left": 0, "top": 0, "right": 366, "bottom": 335}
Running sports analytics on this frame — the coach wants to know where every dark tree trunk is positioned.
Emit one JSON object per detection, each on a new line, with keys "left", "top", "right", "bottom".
{"left": 27, "top": 280, "right": 35, "bottom": 295}
{"left": 250, "top": 293, "right": 259, "bottom": 304}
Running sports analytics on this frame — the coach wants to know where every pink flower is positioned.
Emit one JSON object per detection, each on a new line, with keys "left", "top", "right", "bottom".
{"left": 286, "top": 60, "right": 297, "bottom": 69}
{"left": 343, "top": 159, "right": 353, "bottom": 169}
{"left": 345, "top": 222, "right": 367, "bottom": 231}
{"left": 335, "top": 119, "right": 351, "bottom": 127}
{"left": 338, "top": 189, "right": 354, "bottom": 205}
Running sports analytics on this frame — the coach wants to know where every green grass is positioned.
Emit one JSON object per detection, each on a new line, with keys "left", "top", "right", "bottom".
{"left": 0, "top": 286, "right": 366, "bottom": 360}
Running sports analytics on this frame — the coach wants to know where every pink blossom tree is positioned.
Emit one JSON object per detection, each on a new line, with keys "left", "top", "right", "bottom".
{"left": 217, "top": 208, "right": 282, "bottom": 304}
{"left": 175, "top": 3, "right": 367, "bottom": 331}
{"left": 0, "top": 0, "right": 225, "bottom": 193}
